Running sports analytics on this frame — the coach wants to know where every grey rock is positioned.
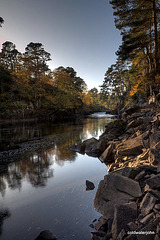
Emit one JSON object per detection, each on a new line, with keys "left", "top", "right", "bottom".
{"left": 112, "top": 202, "right": 137, "bottom": 239}
{"left": 116, "top": 135, "right": 144, "bottom": 157}
{"left": 138, "top": 165, "right": 157, "bottom": 173}
{"left": 140, "top": 192, "right": 157, "bottom": 215}
{"left": 117, "top": 229, "right": 127, "bottom": 240}
{"left": 145, "top": 174, "right": 160, "bottom": 189}
{"left": 99, "top": 143, "right": 115, "bottom": 163}
{"left": 99, "top": 119, "right": 124, "bottom": 142}
{"left": 86, "top": 180, "right": 95, "bottom": 191}
{"left": 140, "top": 212, "right": 155, "bottom": 225}
{"left": 136, "top": 222, "right": 157, "bottom": 240}
{"left": 120, "top": 167, "right": 142, "bottom": 179}
{"left": 94, "top": 216, "right": 108, "bottom": 232}
{"left": 83, "top": 137, "right": 101, "bottom": 156}
{"left": 35, "top": 230, "right": 57, "bottom": 240}
{"left": 91, "top": 230, "right": 106, "bottom": 238}
{"left": 94, "top": 173, "right": 141, "bottom": 219}
{"left": 149, "top": 189, "right": 160, "bottom": 200}
{"left": 134, "top": 171, "right": 146, "bottom": 181}
{"left": 111, "top": 174, "right": 142, "bottom": 198}
{"left": 127, "top": 222, "right": 138, "bottom": 231}
{"left": 89, "top": 223, "right": 95, "bottom": 229}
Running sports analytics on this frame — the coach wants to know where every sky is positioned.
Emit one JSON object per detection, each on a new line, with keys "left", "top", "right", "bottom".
{"left": 0, "top": 0, "right": 121, "bottom": 90}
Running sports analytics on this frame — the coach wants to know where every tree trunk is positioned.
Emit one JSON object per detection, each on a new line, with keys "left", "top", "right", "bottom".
{"left": 152, "top": 0, "right": 159, "bottom": 72}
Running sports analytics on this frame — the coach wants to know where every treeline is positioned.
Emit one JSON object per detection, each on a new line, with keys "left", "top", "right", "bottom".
{"left": 101, "top": 0, "right": 160, "bottom": 110}
{"left": 0, "top": 41, "right": 106, "bottom": 120}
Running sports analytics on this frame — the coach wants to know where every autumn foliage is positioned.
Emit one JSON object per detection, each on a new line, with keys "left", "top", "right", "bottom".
{"left": 0, "top": 41, "right": 106, "bottom": 120}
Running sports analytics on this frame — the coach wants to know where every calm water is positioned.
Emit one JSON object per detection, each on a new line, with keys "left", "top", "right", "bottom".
{"left": 0, "top": 113, "right": 113, "bottom": 240}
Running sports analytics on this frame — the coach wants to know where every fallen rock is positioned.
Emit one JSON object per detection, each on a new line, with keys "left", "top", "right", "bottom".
{"left": 136, "top": 222, "right": 157, "bottom": 240}
{"left": 145, "top": 174, "right": 160, "bottom": 189}
{"left": 99, "top": 143, "right": 115, "bottom": 163}
{"left": 94, "top": 172, "right": 142, "bottom": 218}
{"left": 140, "top": 192, "right": 157, "bottom": 215}
{"left": 70, "top": 137, "right": 101, "bottom": 157}
{"left": 139, "top": 212, "right": 155, "bottom": 225}
{"left": 35, "top": 230, "right": 57, "bottom": 240}
{"left": 86, "top": 180, "right": 95, "bottom": 191}
{"left": 112, "top": 202, "right": 137, "bottom": 239}
{"left": 116, "top": 135, "right": 144, "bottom": 157}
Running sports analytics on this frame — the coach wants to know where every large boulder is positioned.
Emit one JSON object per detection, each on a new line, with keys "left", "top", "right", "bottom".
{"left": 82, "top": 137, "right": 101, "bottom": 156}
{"left": 70, "top": 137, "right": 101, "bottom": 157}
{"left": 94, "top": 172, "right": 142, "bottom": 218}
{"left": 116, "top": 135, "right": 144, "bottom": 157}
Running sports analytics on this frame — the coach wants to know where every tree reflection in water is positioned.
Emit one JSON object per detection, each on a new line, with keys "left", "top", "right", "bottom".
{"left": 0, "top": 113, "right": 111, "bottom": 195}
{"left": 0, "top": 208, "right": 11, "bottom": 237}
{"left": 0, "top": 113, "right": 112, "bottom": 239}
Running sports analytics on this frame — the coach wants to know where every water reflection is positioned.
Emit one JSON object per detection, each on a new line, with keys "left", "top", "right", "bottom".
{"left": 0, "top": 209, "right": 11, "bottom": 237}
{"left": 0, "top": 113, "right": 111, "bottom": 194}
{"left": 0, "top": 113, "right": 110, "bottom": 150}
{"left": 0, "top": 113, "right": 112, "bottom": 240}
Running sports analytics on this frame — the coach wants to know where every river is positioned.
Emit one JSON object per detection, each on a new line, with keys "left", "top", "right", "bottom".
{"left": 0, "top": 113, "right": 113, "bottom": 240}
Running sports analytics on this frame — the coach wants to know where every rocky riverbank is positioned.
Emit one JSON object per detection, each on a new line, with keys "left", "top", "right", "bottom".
{"left": 71, "top": 100, "right": 160, "bottom": 240}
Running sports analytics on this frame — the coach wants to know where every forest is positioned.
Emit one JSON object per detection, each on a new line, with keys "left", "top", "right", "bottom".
{"left": 100, "top": 0, "right": 160, "bottom": 109}
{"left": 0, "top": 39, "right": 106, "bottom": 121}
{"left": 1, "top": 0, "right": 160, "bottom": 121}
